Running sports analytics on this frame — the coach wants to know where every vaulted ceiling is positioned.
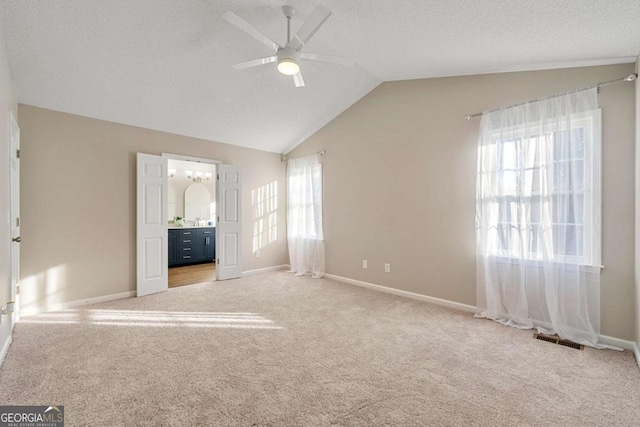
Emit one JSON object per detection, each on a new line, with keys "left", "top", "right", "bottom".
{"left": 1, "top": 0, "right": 639, "bottom": 153}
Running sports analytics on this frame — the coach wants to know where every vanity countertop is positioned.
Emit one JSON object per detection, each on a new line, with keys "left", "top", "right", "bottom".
{"left": 167, "top": 225, "right": 216, "bottom": 229}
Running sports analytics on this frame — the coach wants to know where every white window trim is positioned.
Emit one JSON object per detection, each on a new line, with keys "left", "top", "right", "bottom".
{"left": 480, "top": 109, "right": 602, "bottom": 267}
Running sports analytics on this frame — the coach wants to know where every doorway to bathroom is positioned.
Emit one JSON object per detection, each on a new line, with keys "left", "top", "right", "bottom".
{"left": 166, "top": 157, "right": 217, "bottom": 288}
{"left": 137, "top": 152, "right": 242, "bottom": 297}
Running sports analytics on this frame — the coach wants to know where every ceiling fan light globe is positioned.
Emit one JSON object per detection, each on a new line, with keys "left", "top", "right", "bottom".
{"left": 277, "top": 47, "right": 301, "bottom": 75}
{"left": 278, "top": 59, "right": 300, "bottom": 75}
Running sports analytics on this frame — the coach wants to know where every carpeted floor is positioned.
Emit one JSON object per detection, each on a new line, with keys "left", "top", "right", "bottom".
{"left": 1, "top": 271, "right": 639, "bottom": 426}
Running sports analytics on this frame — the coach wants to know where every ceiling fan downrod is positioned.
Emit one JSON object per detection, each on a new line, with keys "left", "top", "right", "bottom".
{"left": 282, "top": 6, "right": 295, "bottom": 45}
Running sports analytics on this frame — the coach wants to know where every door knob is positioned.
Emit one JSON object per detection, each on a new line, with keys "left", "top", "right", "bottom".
{"left": 12, "top": 237, "right": 21, "bottom": 243}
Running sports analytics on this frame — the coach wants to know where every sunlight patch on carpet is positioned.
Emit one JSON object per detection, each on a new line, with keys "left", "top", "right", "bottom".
{"left": 20, "top": 309, "right": 283, "bottom": 330}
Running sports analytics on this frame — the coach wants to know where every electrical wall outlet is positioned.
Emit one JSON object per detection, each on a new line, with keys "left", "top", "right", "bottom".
{"left": 362, "top": 260, "right": 368, "bottom": 269}
{"left": 384, "top": 263, "right": 391, "bottom": 273}
{"left": 255, "top": 250, "right": 260, "bottom": 258}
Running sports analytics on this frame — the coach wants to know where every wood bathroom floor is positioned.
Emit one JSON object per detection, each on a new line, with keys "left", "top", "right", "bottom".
{"left": 168, "top": 263, "right": 216, "bottom": 288}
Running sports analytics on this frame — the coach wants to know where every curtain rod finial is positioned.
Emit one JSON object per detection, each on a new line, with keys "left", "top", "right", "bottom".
{"left": 624, "top": 73, "right": 637, "bottom": 82}
{"left": 464, "top": 115, "right": 472, "bottom": 121}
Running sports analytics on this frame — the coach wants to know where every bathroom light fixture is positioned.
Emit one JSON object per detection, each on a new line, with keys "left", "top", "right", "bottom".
{"left": 186, "top": 170, "right": 212, "bottom": 183}
{"left": 168, "top": 168, "right": 176, "bottom": 178}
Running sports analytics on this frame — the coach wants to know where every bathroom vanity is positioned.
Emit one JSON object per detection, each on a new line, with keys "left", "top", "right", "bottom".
{"left": 168, "top": 226, "right": 216, "bottom": 267}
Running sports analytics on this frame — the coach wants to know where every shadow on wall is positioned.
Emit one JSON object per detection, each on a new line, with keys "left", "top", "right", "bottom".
{"left": 252, "top": 181, "right": 278, "bottom": 253}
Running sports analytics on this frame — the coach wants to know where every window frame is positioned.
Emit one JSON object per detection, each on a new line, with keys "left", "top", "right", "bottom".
{"left": 287, "top": 162, "right": 323, "bottom": 241}
{"left": 479, "top": 108, "right": 601, "bottom": 267}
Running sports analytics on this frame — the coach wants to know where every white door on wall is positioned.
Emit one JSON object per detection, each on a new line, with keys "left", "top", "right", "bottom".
{"left": 216, "top": 164, "right": 242, "bottom": 280}
{"left": 9, "top": 112, "right": 20, "bottom": 327}
{"left": 136, "top": 153, "right": 168, "bottom": 296}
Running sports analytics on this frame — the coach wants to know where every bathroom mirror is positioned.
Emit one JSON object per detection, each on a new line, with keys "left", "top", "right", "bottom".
{"left": 184, "top": 183, "right": 211, "bottom": 221}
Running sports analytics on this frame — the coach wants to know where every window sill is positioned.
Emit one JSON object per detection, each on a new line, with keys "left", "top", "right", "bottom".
{"left": 480, "top": 255, "right": 603, "bottom": 273}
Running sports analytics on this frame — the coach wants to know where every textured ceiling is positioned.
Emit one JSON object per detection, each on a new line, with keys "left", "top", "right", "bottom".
{"left": 1, "top": 1, "right": 639, "bottom": 154}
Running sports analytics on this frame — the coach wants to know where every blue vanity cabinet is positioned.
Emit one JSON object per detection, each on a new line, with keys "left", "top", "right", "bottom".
{"left": 168, "top": 227, "right": 216, "bottom": 267}
{"left": 196, "top": 228, "right": 216, "bottom": 262}
{"left": 168, "top": 229, "right": 178, "bottom": 266}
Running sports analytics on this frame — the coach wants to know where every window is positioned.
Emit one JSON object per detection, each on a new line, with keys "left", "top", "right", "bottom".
{"left": 477, "top": 110, "right": 601, "bottom": 266}
{"left": 287, "top": 162, "right": 323, "bottom": 240}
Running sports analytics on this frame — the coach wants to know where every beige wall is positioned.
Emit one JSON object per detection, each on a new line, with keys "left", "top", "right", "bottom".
{"left": 0, "top": 20, "right": 18, "bottom": 353}
{"left": 289, "top": 63, "right": 637, "bottom": 341}
{"left": 19, "top": 106, "right": 288, "bottom": 312}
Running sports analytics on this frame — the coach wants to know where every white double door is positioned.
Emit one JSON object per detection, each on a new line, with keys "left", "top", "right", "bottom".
{"left": 136, "top": 154, "right": 242, "bottom": 297}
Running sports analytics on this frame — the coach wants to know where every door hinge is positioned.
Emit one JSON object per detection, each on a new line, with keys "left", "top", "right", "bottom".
{"left": 15, "top": 285, "right": 20, "bottom": 295}
{"left": 217, "top": 216, "right": 220, "bottom": 222}
{"left": 16, "top": 149, "right": 20, "bottom": 159}
{"left": 16, "top": 218, "right": 19, "bottom": 227}
{"left": 217, "top": 173, "right": 219, "bottom": 180}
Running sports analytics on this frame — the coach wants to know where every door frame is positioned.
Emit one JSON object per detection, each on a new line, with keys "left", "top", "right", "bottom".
{"left": 161, "top": 153, "right": 221, "bottom": 281}
{"left": 8, "top": 111, "right": 20, "bottom": 327}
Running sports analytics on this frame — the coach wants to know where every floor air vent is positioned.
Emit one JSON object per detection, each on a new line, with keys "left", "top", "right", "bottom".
{"left": 533, "top": 333, "right": 584, "bottom": 350}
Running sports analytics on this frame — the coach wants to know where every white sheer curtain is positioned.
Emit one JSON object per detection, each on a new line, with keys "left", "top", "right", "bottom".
{"left": 476, "top": 88, "right": 615, "bottom": 349}
{"left": 287, "top": 153, "right": 325, "bottom": 278}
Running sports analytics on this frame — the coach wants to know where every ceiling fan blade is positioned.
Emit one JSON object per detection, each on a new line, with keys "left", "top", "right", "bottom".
{"left": 288, "top": 5, "right": 331, "bottom": 49}
{"left": 300, "top": 52, "right": 354, "bottom": 67}
{"left": 232, "top": 56, "right": 277, "bottom": 70}
{"left": 223, "top": 11, "right": 281, "bottom": 52}
{"left": 293, "top": 72, "right": 305, "bottom": 87}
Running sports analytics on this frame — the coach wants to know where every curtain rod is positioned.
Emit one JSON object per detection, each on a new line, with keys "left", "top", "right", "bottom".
{"left": 464, "top": 73, "right": 637, "bottom": 120}
{"left": 281, "top": 149, "right": 325, "bottom": 163}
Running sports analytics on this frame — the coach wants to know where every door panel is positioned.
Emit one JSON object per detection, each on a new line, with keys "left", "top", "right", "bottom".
{"left": 223, "top": 233, "right": 239, "bottom": 266}
{"left": 143, "top": 238, "right": 163, "bottom": 279}
{"left": 137, "top": 153, "right": 168, "bottom": 296}
{"left": 216, "top": 165, "right": 242, "bottom": 280}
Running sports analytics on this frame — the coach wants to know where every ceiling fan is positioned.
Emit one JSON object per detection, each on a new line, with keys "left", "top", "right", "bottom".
{"left": 222, "top": 5, "right": 354, "bottom": 87}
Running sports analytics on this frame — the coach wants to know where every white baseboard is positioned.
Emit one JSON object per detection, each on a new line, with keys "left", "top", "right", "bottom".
{"left": 20, "top": 291, "right": 136, "bottom": 317}
{"left": 324, "top": 273, "right": 480, "bottom": 314}
{"left": 0, "top": 335, "right": 12, "bottom": 368}
{"left": 597, "top": 334, "right": 636, "bottom": 352}
{"left": 324, "top": 273, "right": 638, "bottom": 352}
{"left": 242, "top": 264, "right": 289, "bottom": 277}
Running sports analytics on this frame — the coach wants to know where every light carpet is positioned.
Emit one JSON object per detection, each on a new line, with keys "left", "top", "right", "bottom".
{"left": 1, "top": 271, "right": 639, "bottom": 426}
